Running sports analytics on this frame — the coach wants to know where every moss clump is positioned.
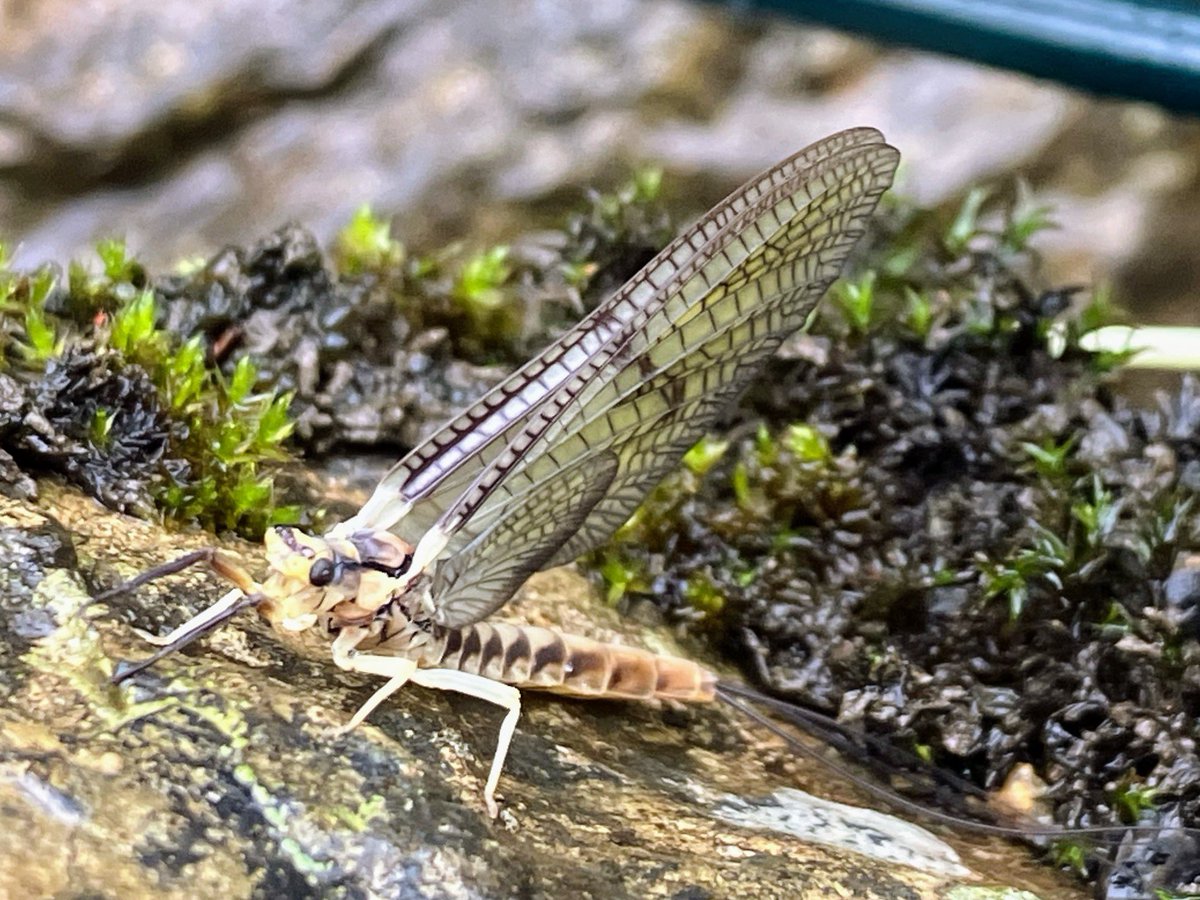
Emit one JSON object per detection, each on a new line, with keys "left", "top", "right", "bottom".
{"left": 321, "top": 167, "right": 672, "bottom": 365}
{"left": 0, "top": 242, "right": 297, "bottom": 536}
{"left": 0, "top": 168, "right": 676, "bottom": 530}
{"left": 589, "top": 187, "right": 1200, "bottom": 888}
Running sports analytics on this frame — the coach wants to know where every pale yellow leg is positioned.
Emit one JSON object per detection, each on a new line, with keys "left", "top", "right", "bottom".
{"left": 329, "top": 627, "right": 418, "bottom": 733}
{"left": 331, "top": 659, "right": 419, "bottom": 735}
{"left": 328, "top": 628, "right": 522, "bottom": 818}
{"left": 411, "top": 668, "right": 522, "bottom": 819}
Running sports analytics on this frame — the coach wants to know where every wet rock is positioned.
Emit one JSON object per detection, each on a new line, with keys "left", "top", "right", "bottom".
{"left": 1105, "top": 825, "right": 1200, "bottom": 899}
{"left": 0, "top": 488, "right": 1081, "bottom": 898}
{"left": 5, "top": 0, "right": 1195, "bottom": 341}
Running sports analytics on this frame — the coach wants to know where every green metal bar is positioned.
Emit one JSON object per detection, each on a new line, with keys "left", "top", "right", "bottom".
{"left": 726, "top": 0, "right": 1200, "bottom": 113}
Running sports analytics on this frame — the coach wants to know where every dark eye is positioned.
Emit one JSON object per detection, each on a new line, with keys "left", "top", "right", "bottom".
{"left": 309, "top": 558, "right": 336, "bottom": 586}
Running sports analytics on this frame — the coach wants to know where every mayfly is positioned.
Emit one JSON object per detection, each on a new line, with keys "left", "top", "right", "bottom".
{"left": 104, "top": 128, "right": 900, "bottom": 818}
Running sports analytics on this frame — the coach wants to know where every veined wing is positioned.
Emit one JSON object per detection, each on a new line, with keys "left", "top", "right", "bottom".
{"left": 337, "top": 128, "right": 892, "bottom": 542}
{"left": 443, "top": 144, "right": 893, "bottom": 563}
{"left": 430, "top": 451, "right": 618, "bottom": 627}
{"left": 415, "top": 133, "right": 899, "bottom": 627}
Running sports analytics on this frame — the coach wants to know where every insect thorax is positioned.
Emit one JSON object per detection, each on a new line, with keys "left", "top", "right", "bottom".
{"left": 259, "top": 525, "right": 417, "bottom": 633}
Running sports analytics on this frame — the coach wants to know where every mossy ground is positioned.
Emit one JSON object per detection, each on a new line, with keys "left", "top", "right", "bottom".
{"left": 0, "top": 171, "right": 669, "bottom": 536}
{"left": 2, "top": 171, "right": 1197, "bottom": 895}
{"left": 590, "top": 188, "right": 1200, "bottom": 894}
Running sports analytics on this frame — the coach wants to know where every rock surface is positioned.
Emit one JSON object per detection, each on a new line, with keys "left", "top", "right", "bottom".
{"left": 3, "top": 0, "right": 1199, "bottom": 325}
{"left": 0, "top": 485, "right": 1083, "bottom": 898}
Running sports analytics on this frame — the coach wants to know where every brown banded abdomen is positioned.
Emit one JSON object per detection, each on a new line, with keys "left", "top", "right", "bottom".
{"left": 435, "top": 622, "right": 716, "bottom": 702}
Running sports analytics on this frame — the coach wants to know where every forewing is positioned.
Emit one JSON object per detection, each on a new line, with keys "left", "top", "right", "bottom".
{"left": 340, "top": 127, "right": 891, "bottom": 540}
{"left": 436, "top": 138, "right": 899, "bottom": 563}
{"left": 429, "top": 451, "right": 618, "bottom": 627}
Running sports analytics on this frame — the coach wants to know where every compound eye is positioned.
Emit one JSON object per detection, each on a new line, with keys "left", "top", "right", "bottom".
{"left": 308, "top": 558, "right": 336, "bottom": 587}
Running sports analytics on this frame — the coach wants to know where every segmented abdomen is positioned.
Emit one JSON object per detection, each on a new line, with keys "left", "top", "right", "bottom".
{"left": 435, "top": 622, "right": 716, "bottom": 702}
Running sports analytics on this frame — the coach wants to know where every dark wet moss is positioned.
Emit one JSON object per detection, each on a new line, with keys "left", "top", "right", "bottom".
{"left": 0, "top": 171, "right": 673, "bottom": 534}
{"left": 0, "top": 242, "right": 299, "bottom": 536}
{"left": 589, "top": 190, "right": 1200, "bottom": 892}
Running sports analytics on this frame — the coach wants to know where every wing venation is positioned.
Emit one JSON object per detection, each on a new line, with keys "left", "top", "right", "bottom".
{"left": 337, "top": 129, "right": 899, "bottom": 627}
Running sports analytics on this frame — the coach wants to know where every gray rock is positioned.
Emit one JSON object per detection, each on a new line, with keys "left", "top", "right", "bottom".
{"left": 0, "top": 486, "right": 1079, "bottom": 897}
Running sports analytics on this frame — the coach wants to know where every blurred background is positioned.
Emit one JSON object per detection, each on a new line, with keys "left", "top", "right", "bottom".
{"left": 2, "top": 0, "right": 1198, "bottom": 326}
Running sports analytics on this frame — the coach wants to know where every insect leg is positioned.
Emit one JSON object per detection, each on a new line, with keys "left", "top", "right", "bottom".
{"left": 329, "top": 626, "right": 420, "bottom": 731}
{"left": 94, "top": 548, "right": 259, "bottom": 602}
{"left": 409, "top": 668, "right": 521, "bottom": 819}
{"left": 135, "top": 586, "right": 246, "bottom": 646}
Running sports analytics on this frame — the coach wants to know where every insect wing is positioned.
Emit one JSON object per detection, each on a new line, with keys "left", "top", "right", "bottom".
{"left": 428, "top": 134, "right": 899, "bottom": 565}
{"left": 430, "top": 451, "right": 618, "bottom": 627}
{"left": 399, "top": 135, "right": 898, "bottom": 632}
{"left": 341, "top": 127, "right": 893, "bottom": 544}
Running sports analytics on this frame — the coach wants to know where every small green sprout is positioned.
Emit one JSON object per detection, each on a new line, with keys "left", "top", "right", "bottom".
{"left": 335, "top": 205, "right": 405, "bottom": 274}
{"left": 89, "top": 408, "right": 116, "bottom": 449}
{"left": 784, "top": 424, "right": 830, "bottom": 462}
{"left": 631, "top": 166, "right": 663, "bottom": 204}
{"left": 21, "top": 303, "right": 59, "bottom": 362}
{"left": 835, "top": 270, "right": 877, "bottom": 333}
{"left": 1071, "top": 477, "right": 1118, "bottom": 549}
{"left": 96, "top": 238, "right": 142, "bottom": 284}
{"left": 943, "top": 187, "right": 991, "bottom": 255}
{"left": 1111, "top": 776, "right": 1156, "bottom": 823}
{"left": 108, "top": 290, "right": 168, "bottom": 363}
{"left": 982, "top": 526, "right": 1070, "bottom": 620}
{"left": 1049, "top": 839, "right": 1091, "bottom": 877}
{"left": 596, "top": 166, "right": 664, "bottom": 220}
{"left": 66, "top": 238, "right": 144, "bottom": 318}
{"left": 682, "top": 436, "right": 728, "bottom": 476}
{"left": 595, "top": 551, "right": 652, "bottom": 605}
{"left": 454, "top": 246, "right": 513, "bottom": 313}
{"left": 1002, "top": 179, "right": 1057, "bottom": 253}
{"left": 163, "top": 337, "right": 207, "bottom": 411}
{"left": 14, "top": 270, "right": 62, "bottom": 363}
{"left": 730, "top": 459, "right": 753, "bottom": 508}
{"left": 683, "top": 572, "right": 725, "bottom": 615}
{"left": 1020, "top": 434, "right": 1078, "bottom": 480}
{"left": 732, "top": 565, "right": 758, "bottom": 587}
{"left": 903, "top": 286, "right": 933, "bottom": 339}
{"left": 1095, "top": 601, "right": 1132, "bottom": 640}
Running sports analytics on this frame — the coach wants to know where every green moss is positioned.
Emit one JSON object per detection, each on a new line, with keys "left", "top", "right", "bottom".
{"left": 835, "top": 269, "right": 876, "bottom": 334}
{"left": 981, "top": 527, "right": 1070, "bottom": 621}
{"left": 335, "top": 205, "right": 405, "bottom": 275}
{"left": 65, "top": 237, "right": 147, "bottom": 320}
{"left": 7, "top": 269, "right": 61, "bottom": 364}
{"left": 1048, "top": 840, "right": 1091, "bottom": 878}
{"left": 1, "top": 241, "right": 298, "bottom": 537}
{"left": 102, "top": 289, "right": 296, "bottom": 534}
{"left": 453, "top": 245, "right": 517, "bottom": 339}
{"left": 1001, "top": 179, "right": 1057, "bottom": 253}
{"left": 682, "top": 436, "right": 728, "bottom": 476}
{"left": 1019, "top": 434, "right": 1078, "bottom": 481}
{"left": 683, "top": 572, "right": 725, "bottom": 615}
{"left": 1111, "top": 775, "right": 1157, "bottom": 824}
{"left": 942, "top": 186, "right": 991, "bottom": 256}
